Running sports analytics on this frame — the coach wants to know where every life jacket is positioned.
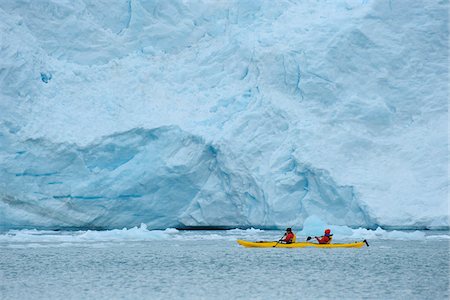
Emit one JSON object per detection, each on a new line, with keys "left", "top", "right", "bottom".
{"left": 317, "top": 234, "right": 333, "bottom": 244}
{"left": 284, "top": 232, "right": 296, "bottom": 243}
{"left": 323, "top": 234, "right": 333, "bottom": 244}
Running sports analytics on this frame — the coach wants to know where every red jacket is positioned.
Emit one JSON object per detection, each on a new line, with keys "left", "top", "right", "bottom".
{"left": 283, "top": 232, "right": 295, "bottom": 243}
{"left": 315, "top": 235, "right": 331, "bottom": 244}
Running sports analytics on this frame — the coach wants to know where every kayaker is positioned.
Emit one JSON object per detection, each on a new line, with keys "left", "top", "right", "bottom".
{"left": 281, "top": 228, "right": 296, "bottom": 244}
{"left": 315, "top": 229, "right": 333, "bottom": 244}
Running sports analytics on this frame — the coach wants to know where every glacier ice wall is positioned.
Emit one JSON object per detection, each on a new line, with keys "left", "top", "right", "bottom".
{"left": 0, "top": 0, "right": 448, "bottom": 229}
{"left": 0, "top": 126, "right": 369, "bottom": 229}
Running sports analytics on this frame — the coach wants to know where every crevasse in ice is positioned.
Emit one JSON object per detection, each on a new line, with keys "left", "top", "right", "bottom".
{"left": 0, "top": 0, "right": 448, "bottom": 229}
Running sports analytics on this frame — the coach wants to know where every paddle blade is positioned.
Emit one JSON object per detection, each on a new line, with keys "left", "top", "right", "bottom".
{"left": 306, "top": 236, "right": 312, "bottom": 241}
{"left": 364, "top": 239, "right": 369, "bottom": 247}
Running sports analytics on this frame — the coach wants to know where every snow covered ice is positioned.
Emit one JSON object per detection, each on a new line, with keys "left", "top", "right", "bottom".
{"left": 0, "top": 0, "right": 448, "bottom": 230}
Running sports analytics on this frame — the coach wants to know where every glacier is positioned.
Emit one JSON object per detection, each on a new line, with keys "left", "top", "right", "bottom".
{"left": 0, "top": 0, "right": 448, "bottom": 230}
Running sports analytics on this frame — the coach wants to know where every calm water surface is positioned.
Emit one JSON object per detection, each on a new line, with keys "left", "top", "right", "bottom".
{"left": 0, "top": 231, "right": 449, "bottom": 299}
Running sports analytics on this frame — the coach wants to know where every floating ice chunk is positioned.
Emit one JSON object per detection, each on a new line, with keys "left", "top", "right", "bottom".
{"left": 426, "top": 235, "right": 450, "bottom": 240}
{"left": 350, "top": 227, "right": 426, "bottom": 240}
{"left": 298, "top": 215, "right": 327, "bottom": 236}
{"left": 298, "top": 216, "right": 434, "bottom": 241}
{"left": 299, "top": 215, "right": 353, "bottom": 237}
{"left": 0, "top": 224, "right": 177, "bottom": 244}
{"left": 226, "top": 228, "right": 264, "bottom": 235}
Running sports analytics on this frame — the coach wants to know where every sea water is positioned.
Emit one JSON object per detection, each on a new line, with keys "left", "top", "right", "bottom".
{"left": 0, "top": 228, "right": 448, "bottom": 300}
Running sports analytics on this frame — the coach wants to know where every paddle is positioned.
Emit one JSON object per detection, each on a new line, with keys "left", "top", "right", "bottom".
{"left": 306, "top": 236, "right": 325, "bottom": 241}
{"left": 273, "top": 234, "right": 286, "bottom": 247}
{"left": 306, "top": 235, "right": 333, "bottom": 242}
{"left": 307, "top": 236, "right": 369, "bottom": 247}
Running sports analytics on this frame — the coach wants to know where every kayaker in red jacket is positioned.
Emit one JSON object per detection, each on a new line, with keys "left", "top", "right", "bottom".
{"left": 315, "top": 229, "right": 333, "bottom": 244}
{"left": 281, "top": 228, "right": 296, "bottom": 244}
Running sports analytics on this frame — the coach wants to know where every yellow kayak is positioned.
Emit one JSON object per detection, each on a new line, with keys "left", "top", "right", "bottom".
{"left": 237, "top": 239, "right": 369, "bottom": 248}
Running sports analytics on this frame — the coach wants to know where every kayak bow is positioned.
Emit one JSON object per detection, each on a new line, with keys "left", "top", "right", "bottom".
{"left": 237, "top": 239, "right": 368, "bottom": 248}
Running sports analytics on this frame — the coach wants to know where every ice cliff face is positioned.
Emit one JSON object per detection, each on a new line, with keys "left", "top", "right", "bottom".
{"left": 0, "top": 0, "right": 448, "bottom": 229}
{"left": 0, "top": 126, "right": 369, "bottom": 229}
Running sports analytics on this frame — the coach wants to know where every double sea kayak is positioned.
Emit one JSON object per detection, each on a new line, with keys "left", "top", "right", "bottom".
{"left": 237, "top": 239, "right": 369, "bottom": 248}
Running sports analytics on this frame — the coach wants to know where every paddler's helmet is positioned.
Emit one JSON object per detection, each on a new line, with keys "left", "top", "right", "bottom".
{"left": 286, "top": 228, "right": 292, "bottom": 232}
{"left": 324, "top": 229, "right": 331, "bottom": 234}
